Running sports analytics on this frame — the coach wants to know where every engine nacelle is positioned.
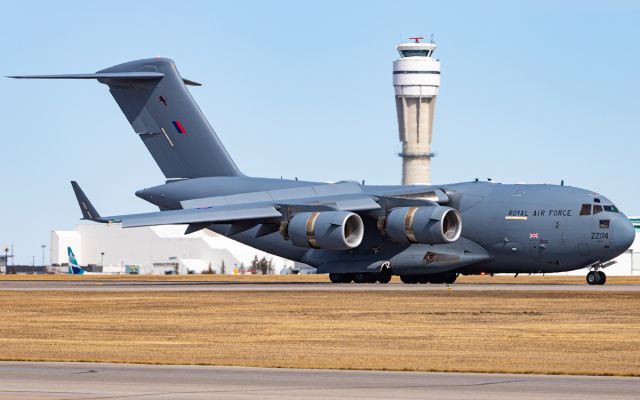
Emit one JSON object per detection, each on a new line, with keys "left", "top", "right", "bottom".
{"left": 384, "top": 206, "right": 462, "bottom": 244}
{"left": 287, "top": 211, "right": 364, "bottom": 250}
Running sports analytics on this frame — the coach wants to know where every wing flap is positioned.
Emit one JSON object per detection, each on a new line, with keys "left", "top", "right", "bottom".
{"left": 109, "top": 206, "right": 282, "bottom": 228}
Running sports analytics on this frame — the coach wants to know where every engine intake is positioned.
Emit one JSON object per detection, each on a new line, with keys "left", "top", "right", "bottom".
{"left": 384, "top": 206, "right": 461, "bottom": 244}
{"left": 287, "top": 211, "right": 364, "bottom": 250}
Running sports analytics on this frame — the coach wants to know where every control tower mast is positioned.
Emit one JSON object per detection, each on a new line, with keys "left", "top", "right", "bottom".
{"left": 393, "top": 37, "right": 440, "bottom": 185}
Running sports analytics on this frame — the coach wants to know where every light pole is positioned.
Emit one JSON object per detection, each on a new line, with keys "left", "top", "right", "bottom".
{"left": 3, "top": 247, "right": 8, "bottom": 275}
{"left": 101, "top": 252, "right": 105, "bottom": 269}
{"left": 41, "top": 245, "right": 46, "bottom": 268}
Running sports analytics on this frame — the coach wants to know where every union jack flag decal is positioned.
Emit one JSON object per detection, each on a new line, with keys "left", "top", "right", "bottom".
{"left": 529, "top": 233, "right": 539, "bottom": 239}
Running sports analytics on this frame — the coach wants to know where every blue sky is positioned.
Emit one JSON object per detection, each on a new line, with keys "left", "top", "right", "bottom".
{"left": 1, "top": 1, "right": 638, "bottom": 264}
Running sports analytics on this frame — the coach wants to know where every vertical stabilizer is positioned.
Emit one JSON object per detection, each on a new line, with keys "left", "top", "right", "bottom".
{"left": 67, "top": 247, "right": 86, "bottom": 275}
{"left": 11, "top": 58, "right": 243, "bottom": 179}
{"left": 98, "top": 58, "right": 242, "bottom": 179}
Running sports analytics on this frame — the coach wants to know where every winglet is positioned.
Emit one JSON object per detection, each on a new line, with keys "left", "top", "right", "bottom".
{"left": 70, "top": 181, "right": 108, "bottom": 223}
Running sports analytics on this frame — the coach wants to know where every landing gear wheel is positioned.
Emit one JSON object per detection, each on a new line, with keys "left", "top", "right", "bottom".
{"left": 364, "top": 273, "right": 377, "bottom": 283}
{"left": 329, "top": 273, "right": 353, "bottom": 283}
{"left": 597, "top": 271, "right": 607, "bottom": 285}
{"left": 400, "top": 275, "right": 417, "bottom": 284}
{"left": 418, "top": 275, "right": 429, "bottom": 284}
{"left": 353, "top": 273, "right": 367, "bottom": 284}
{"left": 443, "top": 272, "right": 458, "bottom": 284}
{"left": 376, "top": 270, "right": 392, "bottom": 284}
{"left": 586, "top": 271, "right": 601, "bottom": 285}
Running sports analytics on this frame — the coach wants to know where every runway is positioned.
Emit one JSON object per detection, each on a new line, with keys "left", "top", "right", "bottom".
{"left": 0, "top": 279, "right": 639, "bottom": 292}
{"left": 0, "top": 362, "right": 638, "bottom": 400}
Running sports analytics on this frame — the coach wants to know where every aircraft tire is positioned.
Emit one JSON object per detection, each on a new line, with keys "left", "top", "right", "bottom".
{"left": 443, "top": 272, "right": 458, "bottom": 284}
{"left": 353, "top": 272, "right": 367, "bottom": 284}
{"left": 329, "top": 273, "right": 353, "bottom": 283}
{"left": 400, "top": 275, "right": 414, "bottom": 284}
{"left": 586, "top": 271, "right": 601, "bottom": 285}
{"left": 377, "top": 271, "right": 392, "bottom": 284}
{"left": 364, "top": 273, "right": 377, "bottom": 283}
{"left": 418, "top": 275, "right": 429, "bottom": 284}
{"left": 597, "top": 271, "right": 607, "bottom": 285}
{"left": 341, "top": 273, "right": 354, "bottom": 283}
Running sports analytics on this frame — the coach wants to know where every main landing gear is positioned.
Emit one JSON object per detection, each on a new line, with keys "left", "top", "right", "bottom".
{"left": 400, "top": 272, "right": 457, "bottom": 284}
{"left": 329, "top": 269, "right": 392, "bottom": 284}
{"left": 586, "top": 270, "right": 607, "bottom": 285}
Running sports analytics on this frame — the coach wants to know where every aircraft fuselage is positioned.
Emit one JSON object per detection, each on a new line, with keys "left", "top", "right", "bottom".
{"left": 136, "top": 177, "right": 635, "bottom": 276}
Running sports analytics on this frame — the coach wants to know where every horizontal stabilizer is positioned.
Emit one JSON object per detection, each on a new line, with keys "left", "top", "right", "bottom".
{"left": 8, "top": 72, "right": 201, "bottom": 86}
{"left": 8, "top": 72, "right": 164, "bottom": 80}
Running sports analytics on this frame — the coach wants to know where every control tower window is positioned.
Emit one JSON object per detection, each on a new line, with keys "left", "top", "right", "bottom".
{"left": 401, "top": 50, "right": 430, "bottom": 57}
{"left": 603, "top": 205, "right": 619, "bottom": 213}
{"left": 580, "top": 204, "right": 591, "bottom": 216}
{"left": 593, "top": 205, "right": 603, "bottom": 215}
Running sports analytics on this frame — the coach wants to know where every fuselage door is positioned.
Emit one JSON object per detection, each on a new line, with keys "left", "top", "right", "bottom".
{"left": 530, "top": 239, "right": 540, "bottom": 259}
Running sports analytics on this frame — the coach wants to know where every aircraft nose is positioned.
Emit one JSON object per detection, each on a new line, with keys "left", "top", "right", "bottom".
{"left": 614, "top": 216, "right": 635, "bottom": 252}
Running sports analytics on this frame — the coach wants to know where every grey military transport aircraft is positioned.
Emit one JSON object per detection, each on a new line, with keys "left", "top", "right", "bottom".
{"left": 11, "top": 58, "right": 635, "bottom": 285}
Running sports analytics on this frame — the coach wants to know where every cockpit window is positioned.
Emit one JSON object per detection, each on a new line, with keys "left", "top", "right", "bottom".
{"left": 593, "top": 198, "right": 601, "bottom": 203}
{"left": 603, "top": 205, "right": 619, "bottom": 213}
{"left": 580, "top": 204, "right": 591, "bottom": 216}
{"left": 593, "top": 205, "right": 603, "bottom": 215}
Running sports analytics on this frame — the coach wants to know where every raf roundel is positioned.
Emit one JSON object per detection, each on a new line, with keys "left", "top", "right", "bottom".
{"left": 172, "top": 120, "right": 186, "bottom": 134}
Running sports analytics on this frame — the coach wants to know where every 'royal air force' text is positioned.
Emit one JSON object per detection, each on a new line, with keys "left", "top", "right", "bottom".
{"left": 507, "top": 209, "right": 572, "bottom": 217}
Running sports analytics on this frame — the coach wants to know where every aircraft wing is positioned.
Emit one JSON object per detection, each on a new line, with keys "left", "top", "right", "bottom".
{"left": 71, "top": 181, "right": 381, "bottom": 229}
{"left": 179, "top": 182, "right": 382, "bottom": 211}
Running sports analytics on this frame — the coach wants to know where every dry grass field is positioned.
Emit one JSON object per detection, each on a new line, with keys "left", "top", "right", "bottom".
{"left": 0, "top": 289, "right": 639, "bottom": 376}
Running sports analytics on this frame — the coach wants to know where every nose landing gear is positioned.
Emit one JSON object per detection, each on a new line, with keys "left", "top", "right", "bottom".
{"left": 586, "top": 270, "right": 607, "bottom": 285}
{"left": 586, "top": 261, "right": 614, "bottom": 285}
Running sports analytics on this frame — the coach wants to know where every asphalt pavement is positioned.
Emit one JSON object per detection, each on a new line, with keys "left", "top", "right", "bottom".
{"left": 0, "top": 362, "right": 638, "bottom": 400}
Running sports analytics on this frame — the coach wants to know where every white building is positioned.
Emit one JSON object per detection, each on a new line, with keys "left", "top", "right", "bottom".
{"left": 50, "top": 223, "right": 296, "bottom": 275}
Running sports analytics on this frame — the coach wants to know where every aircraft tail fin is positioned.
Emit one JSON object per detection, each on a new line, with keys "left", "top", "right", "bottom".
{"left": 67, "top": 247, "right": 86, "bottom": 275}
{"left": 11, "top": 58, "right": 242, "bottom": 179}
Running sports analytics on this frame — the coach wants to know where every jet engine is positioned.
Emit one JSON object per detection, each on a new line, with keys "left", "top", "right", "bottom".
{"left": 287, "top": 211, "right": 364, "bottom": 250}
{"left": 383, "top": 206, "right": 462, "bottom": 244}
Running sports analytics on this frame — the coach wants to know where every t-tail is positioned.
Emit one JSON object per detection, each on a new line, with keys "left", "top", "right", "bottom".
{"left": 67, "top": 247, "right": 86, "bottom": 275}
{"left": 9, "top": 58, "right": 243, "bottom": 180}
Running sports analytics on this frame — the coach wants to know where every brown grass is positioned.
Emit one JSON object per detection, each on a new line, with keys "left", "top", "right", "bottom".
{"left": 2, "top": 273, "right": 640, "bottom": 285}
{"left": 0, "top": 289, "right": 639, "bottom": 376}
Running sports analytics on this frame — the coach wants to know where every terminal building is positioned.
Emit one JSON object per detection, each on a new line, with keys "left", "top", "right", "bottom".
{"left": 50, "top": 224, "right": 296, "bottom": 275}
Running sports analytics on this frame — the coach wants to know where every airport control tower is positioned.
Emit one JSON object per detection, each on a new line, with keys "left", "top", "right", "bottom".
{"left": 393, "top": 37, "right": 440, "bottom": 185}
